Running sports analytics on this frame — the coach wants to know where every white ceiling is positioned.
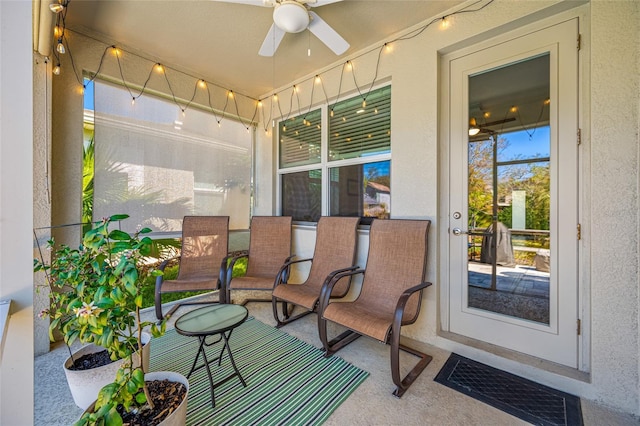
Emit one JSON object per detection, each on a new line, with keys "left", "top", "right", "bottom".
{"left": 64, "top": 0, "right": 463, "bottom": 98}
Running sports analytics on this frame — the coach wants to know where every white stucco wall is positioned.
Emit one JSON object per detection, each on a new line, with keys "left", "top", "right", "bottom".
{"left": 42, "top": 0, "right": 640, "bottom": 418}
{"left": 0, "top": 1, "right": 35, "bottom": 424}
{"left": 588, "top": 0, "right": 639, "bottom": 413}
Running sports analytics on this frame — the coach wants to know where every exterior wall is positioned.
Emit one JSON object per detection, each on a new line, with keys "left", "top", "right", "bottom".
{"left": 0, "top": 1, "right": 35, "bottom": 424}
{"left": 258, "top": 0, "right": 640, "bottom": 415}
{"left": 588, "top": 0, "right": 640, "bottom": 413}
{"left": 33, "top": 53, "right": 51, "bottom": 356}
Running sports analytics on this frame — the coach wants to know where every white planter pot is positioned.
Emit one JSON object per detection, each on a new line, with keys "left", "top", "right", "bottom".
{"left": 81, "top": 371, "right": 189, "bottom": 426}
{"left": 64, "top": 332, "right": 151, "bottom": 410}
{"left": 144, "top": 371, "right": 190, "bottom": 426}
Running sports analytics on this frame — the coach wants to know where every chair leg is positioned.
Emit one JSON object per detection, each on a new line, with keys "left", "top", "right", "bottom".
{"left": 390, "top": 332, "right": 432, "bottom": 398}
{"left": 272, "top": 297, "right": 308, "bottom": 328}
{"left": 318, "top": 316, "right": 361, "bottom": 357}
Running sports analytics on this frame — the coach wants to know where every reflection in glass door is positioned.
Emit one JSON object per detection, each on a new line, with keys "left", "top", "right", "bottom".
{"left": 446, "top": 18, "right": 579, "bottom": 367}
{"left": 467, "top": 54, "right": 551, "bottom": 325}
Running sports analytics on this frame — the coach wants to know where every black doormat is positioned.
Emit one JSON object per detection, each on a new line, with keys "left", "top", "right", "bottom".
{"left": 434, "top": 353, "right": 583, "bottom": 426}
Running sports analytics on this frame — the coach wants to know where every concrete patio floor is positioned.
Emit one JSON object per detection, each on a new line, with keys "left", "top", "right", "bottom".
{"left": 34, "top": 292, "right": 638, "bottom": 425}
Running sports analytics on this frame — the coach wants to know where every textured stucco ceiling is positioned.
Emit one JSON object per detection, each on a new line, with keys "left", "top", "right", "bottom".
{"left": 64, "top": 0, "right": 463, "bottom": 98}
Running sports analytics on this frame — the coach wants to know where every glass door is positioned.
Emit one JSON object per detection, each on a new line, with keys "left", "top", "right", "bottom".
{"left": 446, "top": 19, "right": 580, "bottom": 367}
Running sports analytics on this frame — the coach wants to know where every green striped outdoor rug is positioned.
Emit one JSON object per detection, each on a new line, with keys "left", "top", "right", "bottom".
{"left": 149, "top": 317, "right": 368, "bottom": 426}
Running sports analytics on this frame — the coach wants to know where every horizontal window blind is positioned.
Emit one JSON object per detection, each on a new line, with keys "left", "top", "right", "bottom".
{"left": 329, "top": 86, "right": 391, "bottom": 161}
{"left": 279, "top": 109, "right": 322, "bottom": 168}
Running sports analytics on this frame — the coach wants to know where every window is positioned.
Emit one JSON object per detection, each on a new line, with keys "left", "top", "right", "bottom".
{"left": 86, "top": 78, "right": 252, "bottom": 233}
{"left": 279, "top": 86, "right": 391, "bottom": 222}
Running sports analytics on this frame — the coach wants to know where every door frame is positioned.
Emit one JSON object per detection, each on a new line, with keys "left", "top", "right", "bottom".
{"left": 438, "top": 12, "right": 588, "bottom": 372}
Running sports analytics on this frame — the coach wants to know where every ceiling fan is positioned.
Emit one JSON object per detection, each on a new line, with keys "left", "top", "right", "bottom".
{"left": 213, "top": 0, "right": 350, "bottom": 57}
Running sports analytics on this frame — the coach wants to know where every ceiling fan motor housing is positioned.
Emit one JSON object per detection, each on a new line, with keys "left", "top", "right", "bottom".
{"left": 273, "top": 1, "right": 310, "bottom": 33}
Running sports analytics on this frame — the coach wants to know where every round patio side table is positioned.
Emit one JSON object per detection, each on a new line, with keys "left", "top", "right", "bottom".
{"left": 174, "top": 303, "right": 248, "bottom": 408}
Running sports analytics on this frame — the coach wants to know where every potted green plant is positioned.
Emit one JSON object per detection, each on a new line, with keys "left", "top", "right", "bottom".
{"left": 35, "top": 214, "right": 188, "bottom": 425}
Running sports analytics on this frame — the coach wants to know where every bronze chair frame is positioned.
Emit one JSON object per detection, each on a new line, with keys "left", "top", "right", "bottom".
{"left": 271, "top": 216, "right": 360, "bottom": 328}
{"left": 223, "top": 216, "right": 293, "bottom": 306}
{"left": 317, "top": 219, "right": 433, "bottom": 397}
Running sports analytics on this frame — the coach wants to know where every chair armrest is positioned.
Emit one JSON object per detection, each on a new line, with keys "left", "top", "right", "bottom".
{"left": 157, "top": 256, "right": 180, "bottom": 272}
{"left": 393, "top": 281, "right": 432, "bottom": 328}
{"left": 318, "top": 267, "right": 364, "bottom": 314}
{"left": 274, "top": 256, "right": 310, "bottom": 285}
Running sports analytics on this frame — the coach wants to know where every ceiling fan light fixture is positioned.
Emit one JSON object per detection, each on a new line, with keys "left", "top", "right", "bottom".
{"left": 468, "top": 117, "right": 480, "bottom": 136}
{"left": 273, "top": 1, "right": 310, "bottom": 33}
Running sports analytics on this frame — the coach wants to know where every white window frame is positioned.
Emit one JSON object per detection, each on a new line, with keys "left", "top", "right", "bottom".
{"left": 276, "top": 84, "right": 392, "bottom": 221}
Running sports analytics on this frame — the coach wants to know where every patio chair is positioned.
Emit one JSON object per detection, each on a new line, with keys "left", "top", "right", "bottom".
{"left": 223, "top": 216, "right": 293, "bottom": 305}
{"left": 154, "top": 216, "right": 229, "bottom": 320}
{"left": 318, "top": 219, "right": 432, "bottom": 397}
{"left": 272, "top": 216, "right": 360, "bottom": 327}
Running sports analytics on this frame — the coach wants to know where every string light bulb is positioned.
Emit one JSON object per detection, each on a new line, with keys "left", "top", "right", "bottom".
{"left": 330, "top": 109, "right": 334, "bottom": 117}
{"left": 228, "top": 90, "right": 234, "bottom": 99}
{"left": 56, "top": 40, "right": 65, "bottom": 54}
{"left": 155, "top": 63, "right": 164, "bottom": 73}
{"left": 440, "top": 16, "right": 450, "bottom": 30}
{"left": 131, "top": 97, "right": 136, "bottom": 106}
{"left": 198, "top": 79, "right": 207, "bottom": 89}
{"left": 53, "top": 64, "right": 61, "bottom": 75}
{"left": 315, "top": 75, "right": 321, "bottom": 84}
{"left": 346, "top": 60, "right": 352, "bottom": 70}
{"left": 385, "top": 42, "right": 393, "bottom": 53}
{"left": 362, "top": 99, "right": 366, "bottom": 108}
{"left": 49, "top": 1, "right": 65, "bottom": 13}
{"left": 257, "top": 100, "right": 263, "bottom": 108}
{"left": 273, "top": 94, "right": 278, "bottom": 102}
{"left": 544, "top": 98, "right": 551, "bottom": 105}
{"left": 510, "top": 105, "right": 518, "bottom": 113}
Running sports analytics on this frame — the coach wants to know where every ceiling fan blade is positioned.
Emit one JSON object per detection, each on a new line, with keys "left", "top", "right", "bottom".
{"left": 259, "top": 23, "right": 286, "bottom": 56}
{"left": 308, "top": 11, "right": 349, "bottom": 55}
{"left": 208, "top": 0, "right": 275, "bottom": 7}
{"left": 307, "top": 0, "right": 343, "bottom": 7}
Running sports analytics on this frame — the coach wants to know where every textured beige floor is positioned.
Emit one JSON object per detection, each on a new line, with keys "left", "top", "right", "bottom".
{"left": 35, "top": 292, "right": 638, "bottom": 425}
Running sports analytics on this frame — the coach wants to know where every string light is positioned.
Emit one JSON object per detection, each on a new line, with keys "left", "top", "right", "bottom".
{"left": 51, "top": 0, "right": 495, "bottom": 132}
{"left": 49, "top": 2, "right": 65, "bottom": 13}
{"left": 440, "top": 16, "right": 450, "bottom": 30}
{"left": 131, "top": 97, "right": 135, "bottom": 105}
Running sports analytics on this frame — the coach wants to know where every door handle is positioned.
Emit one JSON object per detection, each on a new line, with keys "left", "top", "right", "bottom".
{"left": 452, "top": 228, "right": 468, "bottom": 236}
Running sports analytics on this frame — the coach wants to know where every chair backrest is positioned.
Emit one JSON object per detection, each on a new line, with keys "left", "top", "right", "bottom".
{"left": 357, "top": 219, "right": 430, "bottom": 324}
{"left": 177, "top": 216, "right": 229, "bottom": 280}
{"left": 305, "top": 216, "right": 360, "bottom": 294}
{"left": 245, "top": 216, "right": 293, "bottom": 277}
